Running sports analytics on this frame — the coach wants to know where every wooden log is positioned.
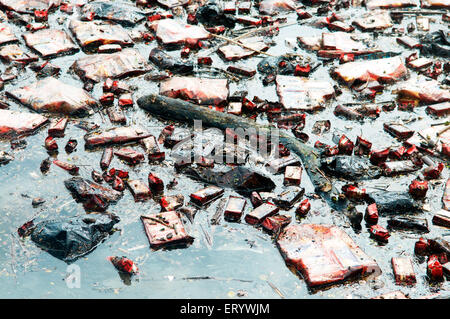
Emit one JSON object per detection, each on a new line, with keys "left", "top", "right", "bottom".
{"left": 137, "top": 94, "right": 331, "bottom": 193}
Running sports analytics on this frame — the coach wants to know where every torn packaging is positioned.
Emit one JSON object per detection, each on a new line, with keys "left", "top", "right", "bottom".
{"left": 181, "top": 166, "right": 276, "bottom": 195}
{"left": 433, "top": 210, "right": 450, "bottom": 228}
{"left": 100, "top": 147, "right": 113, "bottom": 170}
{"left": 426, "top": 102, "right": 450, "bottom": 117}
{"left": 159, "top": 77, "right": 228, "bottom": 105}
{"left": 427, "top": 255, "right": 444, "bottom": 280}
{"left": 328, "top": 21, "right": 354, "bottom": 33}
{"left": 127, "top": 179, "right": 151, "bottom": 201}
{"left": 373, "top": 291, "right": 408, "bottom": 299}
{"left": 149, "top": 47, "right": 193, "bottom": 74}
{"left": 8, "top": 77, "right": 96, "bottom": 116}
{"left": 406, "top": 124, "right": 450, "bottom": 156}
{"left": 409, "top": 179, "right": 428, "bottom": 199}
{"left": 148, "top": 173, "right": 164, "bottom": 194}
{"left": 227, "top": 65, "right": 256, "bottom": 77}
{"left": 365, "top": 203, "right": 378, "bottom": 224}
{"left": 333, "top": 56, "right": 407, "bottom": 85}
{"left": 0, "top": 151, "right": 13, "bottom": 165}
{"left": 444, "top": 179, "right": 450, "bottom": 211}
{"left": 297, "top": 35, "right": 322, "bottom": 51}
{"left": 118, "top": 93, "right": 133, "bottom": 108}
{"left": 84, "top": 126, "right": 152, "bottom": 148}
{"left": 407, "top": 57, "right": 433, "bottom": 70}
{"left": 0, "top": 0, "right": 61, "bottom": 14}
{"left": 388, "top": 216, "right": 429, "bottom": 233}
{"left": 334, "top": 104, "right": 364, "bottom": 120}
{"left": 415, "top": 237, "right": 429, "bottom": 255}
{"left": 383, "top": 123, "right": 414, "bottom": 140}
{"left": 0, "top": 44, "right": 38, "bottom": 63}
{"left": 69, "top": 20, "right": 133, "bottom": 49}
{"left": 30, "top": 60, "right": 60, "bottom": 77}
{"left": 160, "top": 195, "right": 184, "bottom": 211}
{"left": 141, "top": 211, "right": 194, "bottom": 250}
{"left": 158, "top": 0, "right": 189, "bottom": 9}
{"left": 109, "top": 256, "right": 138, "bottom": 275}
{"left": 107, "top": 106, "right": 126, "bottom": 124}
{"left": 428, "top": 238, "right": 450, "bottom": 257}
{"left": 365, "top": 0, "right": 416, "bottom": 9}
{"left": 277, "top": 224, "right": 381, "bottom": 288}
{"left": 296, "top": 199, "right": 311, "bottom": 217}
{"left": 382, "top": 160, "right": 419, "bottom": 176}
{"left": 81, "top": 1, "right": 146, "bottom": 26}
{"left": 218, "top": 37, "right": 269, "bottom": 61}
{"left": 392, "top": 257, "right": 416, "bottom": 285}
{"left": 276, "top": 75, "right": 335, "bottom": 111}
{"left": 137, "top": 94, "right": 332, "bottom": 193}
{"left": 23, "top": 29, "right": 78, "bottom": 58}
{"left": 397, "top": 36, "right": 422, "bottom": 49}
{"left": 416, "top": 16, "right": 430, "bottom": 31}
{"left": 251, "top": 191, "right": 263, "bottom": 208}
{"left": 64, "top": 177, "right": 123, "bottom": 210}
{"left": 284, "top": 166, "right": 302, "bottom": 186}
{"left": 0, "top": 23, "right": 17, "bottom": 45}
{"left": 31, "top": 213, "right": 119, "bottom": 262}
{"left": 190, "top": 186, "right": 224, "bottom": 207}
{"left": 262, "top": 215, "right": 292, "bottom": 234}
{"left": 224, "top": 196, "right": 247, "bottom": 221}
{"left": 259, "top": 0, "right": 296, "bottom": 15}
{"left": 245, "top": 202, "right": 279, "bottom": 225}
{"left": 65, "top": 139, "right": 77, "bottom": 153}
{"left": 0, "top": 109, "right": 48, "bottom": 138}
{"left": 195, "top": 0, "right": 236, "bottom": 28}
{"left": 421, "top": 0, "right": 450, "bottom": 8}
{"left": 53, "top": 160, "right": 79, "bottom": 175}
{"left": 72, "top": 49, "right": 151, "bottom": 82}
{"left": 321, "top": 156, "right": 383, "bottom": 180}
{"left": 368, "top": 191, "right": 419, "bottom": 215}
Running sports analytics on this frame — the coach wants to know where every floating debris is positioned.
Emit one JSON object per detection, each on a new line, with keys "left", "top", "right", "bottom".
{"left": 69, "top": 20, "right": 133, "bottom": 50}
{"left": 141, "top": 211, "right": 194, "bottom": 250}
{"left": 31, "top": 213, "right": 120, "bottom": 262}
{"left": 8, "top": 77, "right": 96, "bottom": 116}
{"left": 72, "top": 49, "right": 151, "bottom": 82}
{"left": 0, "top": 109, "right": 48, "bottom": 138}
{"left": 277, "top": 224, "right": 381, "bottom": 288}
{"left": 23, "top": 29, "right": 78, "bottom": 58}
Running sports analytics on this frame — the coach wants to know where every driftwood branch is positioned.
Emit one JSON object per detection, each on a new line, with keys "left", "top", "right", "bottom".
{"left": 137, "top": 94, "right": 331, "bottom": 193}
